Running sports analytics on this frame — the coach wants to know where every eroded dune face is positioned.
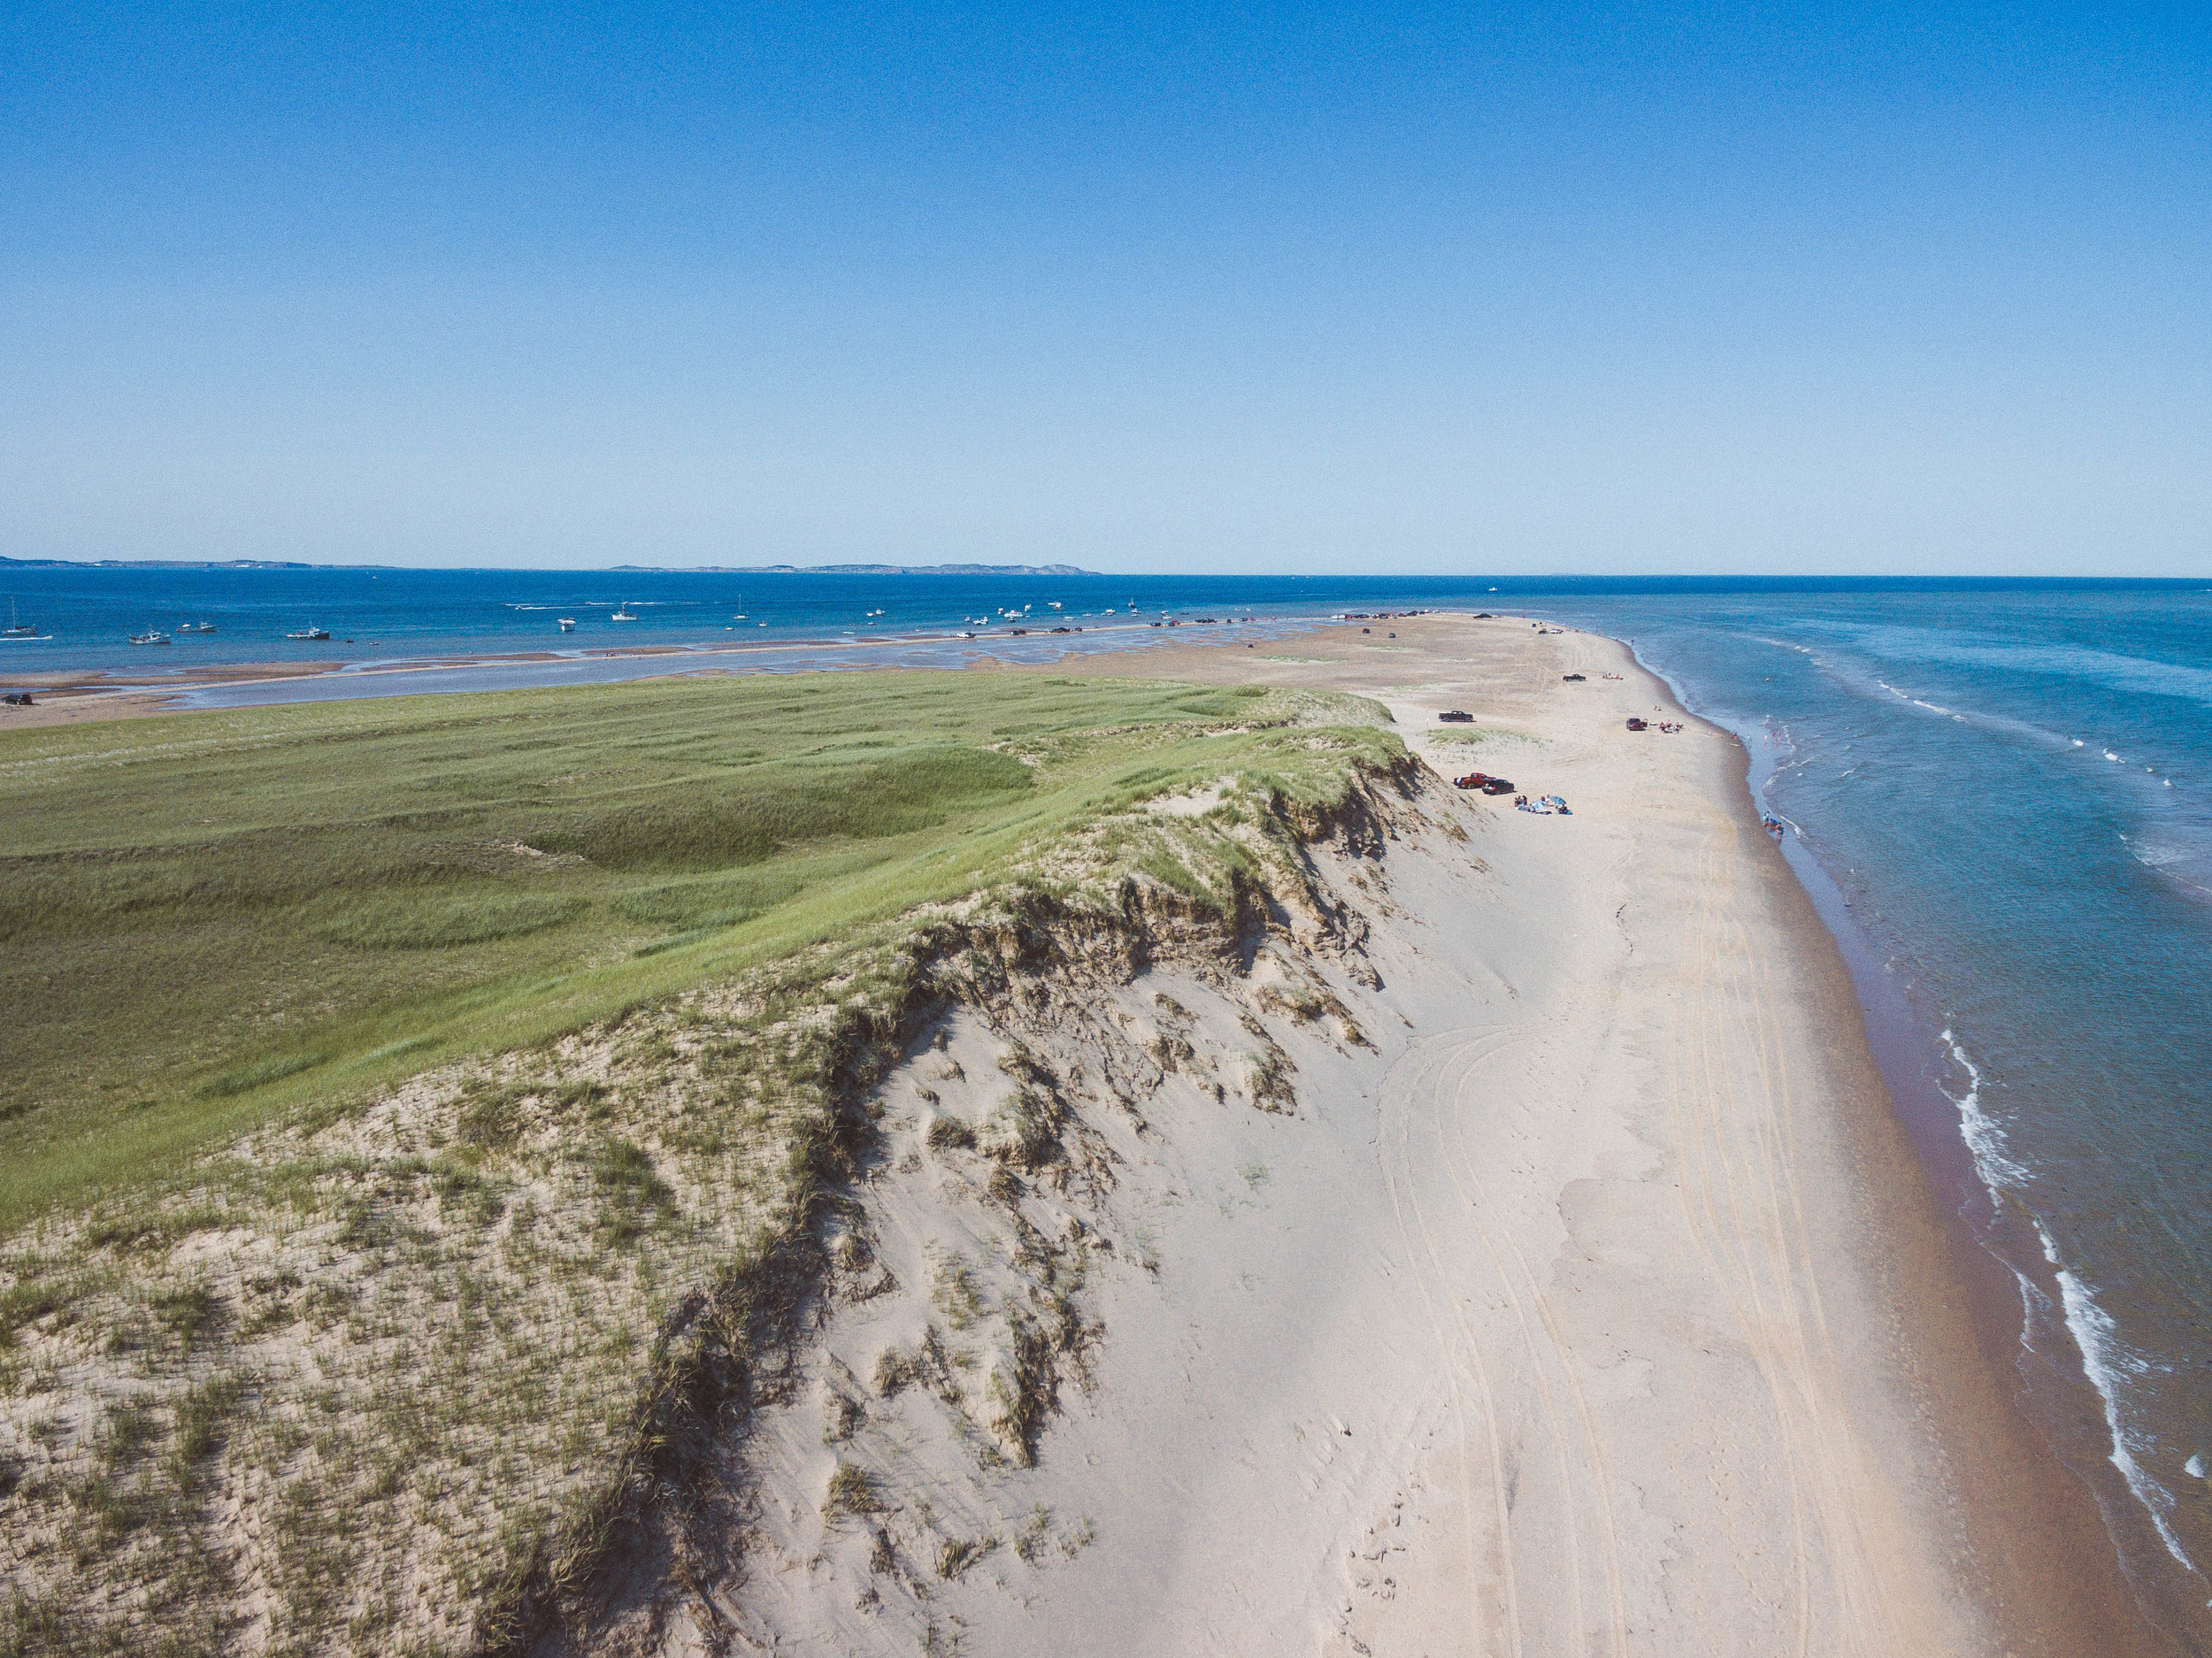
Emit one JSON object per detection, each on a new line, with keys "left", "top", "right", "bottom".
{"left": 4, "top": 623, "right": 2059, "bottom": 1658}
{"left": 593, "top": 691, "right": 1984, "bottom": 1658}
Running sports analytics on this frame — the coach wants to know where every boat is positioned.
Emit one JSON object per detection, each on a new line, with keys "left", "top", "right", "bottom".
{"left": 2, "top": 600, "right": 36, "bottom": 639}
{"left": 285, "top": 624, "right": 331, "bottom": 641}
{"left": 611, "top": 604, "right": 638, "bottom": 622}
{"left": 557, "top": 617, "right": 577, "bottom": 633}
{"left": 176, "top": 621, "right": 217, "bottom": 633}
{"left": 128, "top": 629, "right": 173, "bottom": 646}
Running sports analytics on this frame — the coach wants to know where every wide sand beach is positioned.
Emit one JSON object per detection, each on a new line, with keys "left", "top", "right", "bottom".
{"left": 706, "top": 613, "right": 2158, "bottom": 1654}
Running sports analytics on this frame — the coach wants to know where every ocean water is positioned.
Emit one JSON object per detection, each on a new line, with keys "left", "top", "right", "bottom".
{"left": 5, "top": 566, "right": 2209, "bottom": 1638}
{"left": 1526, "top": 587, "right": 2212, "bottom": 1646}
{"left": 0, "top": 566, "right": 1391, "bottom": 688}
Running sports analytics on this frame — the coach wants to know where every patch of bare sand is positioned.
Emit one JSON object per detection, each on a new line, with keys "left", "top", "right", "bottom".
{"left": 679, "top": 615, "right": 2155, "bottom": 1655}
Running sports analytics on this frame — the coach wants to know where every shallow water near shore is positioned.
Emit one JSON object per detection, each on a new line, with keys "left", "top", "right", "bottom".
{"left": 1529, "top": 588, "right": 2212, "bottom": 1647}
{"left": 7, "top": 566, "right": 2209, "bottom": 1641}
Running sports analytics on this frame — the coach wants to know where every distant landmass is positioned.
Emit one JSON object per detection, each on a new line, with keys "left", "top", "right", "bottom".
{"left": 0, "top": 557, "right": 1098, "bottom": 575}
{"left": 608, "top": 563, "right": 1100, "bottom": 576}
{"left": 0, "top": 557, "right": 331, "bottom": 569}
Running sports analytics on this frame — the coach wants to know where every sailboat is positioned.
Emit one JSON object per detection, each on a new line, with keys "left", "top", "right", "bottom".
{"left": 2, "top": 600, "right": 38, "bottom": 640}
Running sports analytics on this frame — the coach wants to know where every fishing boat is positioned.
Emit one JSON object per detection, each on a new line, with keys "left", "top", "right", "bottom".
{"left": 285, "top": 624, "right": 331, "bottom": 641}
{"left": 611, "top": 604, "right": 638, "bottom": 622}
{"left": 128, "top": 629, "right": 173, "bottom": 646}
{"left": 176, "top": 621, "right": 217, "bottom": 634}
{"left": 557, "top": 617, "right": 577, "bottom": 633}
{"left": 2, "top": 600, "right": 36, "bottom": 639}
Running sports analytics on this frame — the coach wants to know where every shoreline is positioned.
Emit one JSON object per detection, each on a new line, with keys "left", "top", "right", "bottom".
{"left": 0, "top": 611, "right": 1359, "bottom": 726}
{"left": 1013, "top": 613, "right": 2165, "bottom": 1653}
{"left": 1691, "top": 687, "right": 2173, "bottom": 1657}
{"left": 1617, "top": 632, "right": 2200, "bottom": 1650}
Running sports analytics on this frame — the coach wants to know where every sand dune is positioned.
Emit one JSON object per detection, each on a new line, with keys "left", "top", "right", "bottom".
{"left": 626, "top": 617, "right": 2135, "bottom": 1655}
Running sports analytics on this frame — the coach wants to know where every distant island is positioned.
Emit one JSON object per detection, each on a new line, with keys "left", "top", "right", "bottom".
{"left": 609, "top": 563, "right": 1100, "bottom": 576}
{"left": 0, "top": 557, "right": 1100, "bottom": 575}
{"left": 0, "top": 557, "right": 329, "bottom": 570}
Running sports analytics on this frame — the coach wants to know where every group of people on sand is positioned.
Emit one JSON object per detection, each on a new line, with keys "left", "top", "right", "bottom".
{"left": 1515, "top": 794, "right": 1571, "bottom": 815}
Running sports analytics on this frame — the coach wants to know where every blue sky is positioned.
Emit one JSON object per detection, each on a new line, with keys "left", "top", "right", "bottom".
{"left": 4, "top": 3, "right": 2207, "bottom": 572}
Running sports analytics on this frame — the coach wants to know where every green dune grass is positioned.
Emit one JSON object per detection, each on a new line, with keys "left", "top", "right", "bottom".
{"left": 0, "top": 671, "right": 1395, "bottom": 1226}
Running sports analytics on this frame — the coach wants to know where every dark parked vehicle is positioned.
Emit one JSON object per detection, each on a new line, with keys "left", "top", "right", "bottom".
{"left": 1453, "top": 772, "right": 1516, "bottom": 794}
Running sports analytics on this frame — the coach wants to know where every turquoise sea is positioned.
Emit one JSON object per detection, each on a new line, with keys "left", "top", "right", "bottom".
{"left": 5, "top": 566, "right": 2208, "bottom": 1641}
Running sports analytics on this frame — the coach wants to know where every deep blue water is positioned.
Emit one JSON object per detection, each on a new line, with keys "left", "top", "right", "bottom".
{"left": 5, "top": 566, "right": 2209, "bottom": 1637}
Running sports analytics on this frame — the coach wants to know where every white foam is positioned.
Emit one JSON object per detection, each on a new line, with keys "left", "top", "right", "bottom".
{"left": 1938, "top": 1029, "right": 2030, "bottom": 1194}
{"left": 2040, "top": 1233, "right": 2205, "bottom": 1582}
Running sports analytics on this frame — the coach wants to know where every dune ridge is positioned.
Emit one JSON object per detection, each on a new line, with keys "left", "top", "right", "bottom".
{"left": 647, "top": 617, "right": 2152, "bottom": 1656}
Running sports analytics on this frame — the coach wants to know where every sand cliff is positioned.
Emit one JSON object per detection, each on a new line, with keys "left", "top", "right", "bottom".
{"left": 566, "top": 618, "right": 2120, "bottom": 1656}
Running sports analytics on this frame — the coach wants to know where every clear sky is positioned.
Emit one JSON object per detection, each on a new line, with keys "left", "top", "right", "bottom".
{"left": 4, "top": 3, "right": 2207, "bottom": 573}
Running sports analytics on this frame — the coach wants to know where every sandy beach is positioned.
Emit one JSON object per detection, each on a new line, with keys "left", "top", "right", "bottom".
{"left": 684, "top": 615, "right": 2155, "bottom": 1655}
{"left": 0, "top": 614, "right": 2164, "bottom": 1654}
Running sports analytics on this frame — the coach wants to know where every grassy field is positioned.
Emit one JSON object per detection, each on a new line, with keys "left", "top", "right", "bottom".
{"left": 0, "top": 670, "right": 1390, "bottom": 1226}
{"left": 0, "top": 667, "right": 1409, "bottom": 1655}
